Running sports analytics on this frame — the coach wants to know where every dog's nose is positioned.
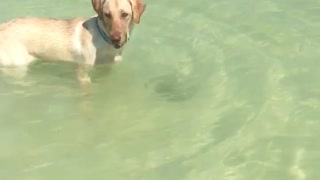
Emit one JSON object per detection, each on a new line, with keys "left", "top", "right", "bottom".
{"left": 110, "top": 34, "right": 121, "bottom": 43}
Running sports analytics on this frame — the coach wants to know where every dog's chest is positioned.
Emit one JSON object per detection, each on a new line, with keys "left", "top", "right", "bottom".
{"left": 94, "top": 46, "right": 121, "bottom": 65}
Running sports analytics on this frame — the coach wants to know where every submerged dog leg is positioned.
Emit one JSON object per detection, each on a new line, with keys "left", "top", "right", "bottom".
{"left": 76, "top": 64, "right": 93, "bottom": 95}
{"left": 0, "top": 66, "right": 30, "bottom": 86}
{"left": 114, "top": 50, "right": 123, "bottom": 62}
{"left": 1, "top": 67, "right": 28, "bottom": 78}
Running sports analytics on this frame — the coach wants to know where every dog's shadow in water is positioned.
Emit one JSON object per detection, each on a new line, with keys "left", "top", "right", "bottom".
{"left": 146, "top": 73, "right": 199, "bottom": 103}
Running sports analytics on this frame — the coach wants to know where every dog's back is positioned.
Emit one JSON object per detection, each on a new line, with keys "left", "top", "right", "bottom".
{"left": 0, "top": 17, "right": 84, "bottom": 65}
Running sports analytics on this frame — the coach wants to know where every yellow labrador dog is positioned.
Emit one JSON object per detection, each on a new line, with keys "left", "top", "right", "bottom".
{"left": 0, "top": 0, "right": 146, "bottom": 85}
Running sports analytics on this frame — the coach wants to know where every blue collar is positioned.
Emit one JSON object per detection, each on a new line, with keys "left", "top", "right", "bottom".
{"left": 95, "top": 18, "right": 112, "bottom": 44}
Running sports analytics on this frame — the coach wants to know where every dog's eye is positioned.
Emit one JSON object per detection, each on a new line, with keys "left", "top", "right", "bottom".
{"left": 121, "top": 12, "right": 129, "bottom": 18}
{"left": 104, "top": 13, "right": 111, "bottom": 18}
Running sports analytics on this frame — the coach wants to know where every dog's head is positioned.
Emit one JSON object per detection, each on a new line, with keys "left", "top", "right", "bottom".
{"left": 92, "top": 0, "right": 146, "bottom": 49}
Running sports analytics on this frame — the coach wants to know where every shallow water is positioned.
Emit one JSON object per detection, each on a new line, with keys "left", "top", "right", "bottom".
{"left": 0, "top": 0, "right": 320, "bottom": 179}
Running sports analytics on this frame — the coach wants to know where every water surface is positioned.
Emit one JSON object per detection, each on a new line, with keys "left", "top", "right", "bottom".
{"left": 0, "top": 0, "right": 320, "bottom": 179}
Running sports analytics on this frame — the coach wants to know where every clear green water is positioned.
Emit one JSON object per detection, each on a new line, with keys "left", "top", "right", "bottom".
{"left": 0, "top": 0, "right": 320, "bottom": 179}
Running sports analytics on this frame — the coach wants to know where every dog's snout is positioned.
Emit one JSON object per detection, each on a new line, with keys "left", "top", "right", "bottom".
{"left": 110, "top": 33, "right": 121, "bottom": 43}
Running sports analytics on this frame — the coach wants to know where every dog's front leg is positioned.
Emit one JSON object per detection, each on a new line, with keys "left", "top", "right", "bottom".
{"left": 76, "top": 64, "right": 93, "bottom": 95}
{"left": 114, "top": 50, "right": 123, "bottom": 62}
{"left": 0, "top": 66, "right": 29, "bottom": 85}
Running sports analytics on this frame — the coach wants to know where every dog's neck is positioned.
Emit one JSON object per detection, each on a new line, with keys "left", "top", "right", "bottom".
{"left": 95, "top": 18, "right": 112, "bottom": 44}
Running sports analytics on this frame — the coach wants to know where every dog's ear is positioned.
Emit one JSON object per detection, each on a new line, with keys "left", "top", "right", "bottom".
{"left": 129, "top": 0, "right": 146, "bottom": 24}
{"left": 92, "top": 0, "right": 106, "bottom": 18}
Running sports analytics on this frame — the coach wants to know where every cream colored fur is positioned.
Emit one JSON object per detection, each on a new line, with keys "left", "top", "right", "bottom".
{"left": 0, "top": 0, "right": 146, "bottom": 87}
